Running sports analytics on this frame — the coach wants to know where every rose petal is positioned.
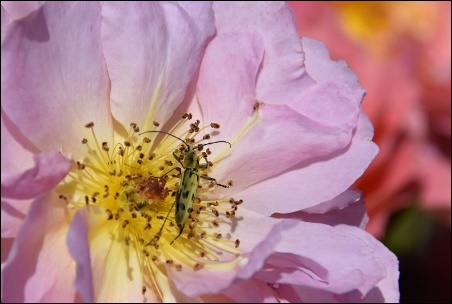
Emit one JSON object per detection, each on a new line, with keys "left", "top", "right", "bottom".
{"left": 1, "top": 1, "right": 39, "bottom": 20}
{"left": 197, "top": 31, "right": 264, "bottom": 142}
{"left": 304, "top": 189, "right": 363, "bottom": 213}
{"left": 66, "top": 207, "right": 95, "bottom": 303}
{"left": 196, "top": 31, "right": 360, "bottom": 201}
{"left": 1, "top": 111, "right": 37, "bottom": 177}
{"left": 1, "top": 193, "right": 76, "bottom": 302}
{"left": 1, "top": 5, "right": 11, "bottom": 42}
{"left": 210, "top": 102, "right": 352, "bottom": 198}
{"left": 67, "top": 206, "right": 156, "bottom": 302}
{"left": 301, "top": 37, "right": 366, "bottom": 98}
{"left": 274, "top": 190, "right": 369, "bottom": 229}
{"left": 221, "top": 279, "right": 278, "bottom": 303}
{"left": 167, "top": 208, "right": 296, "bottom": 297}
{"left": 213, "top": 2, "right": 315, "bottom": 104}
{"left": 1, "top": 198, "right": 32, "bottom": 238}
{"left": 1, "top": 2, "right": 112, "bottom": 158}
{"left": 334, "top": 224, "right": 400, "bottom": 303}
{"left": 257, "top": 221, "right": 388, "bottom": 296}
{"left": 236, "top": 110, "right": 378, "bottom": 215}
{"left": 101, "top": 2, "right": 214, "bottom": 130}
{"left": 1, "top": 150, "right": 72, "bottom": 200}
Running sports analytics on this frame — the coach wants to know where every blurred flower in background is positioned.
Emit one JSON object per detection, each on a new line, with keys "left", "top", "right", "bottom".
{"left": 288, "top": 1, "right": 451, "bottom": 302}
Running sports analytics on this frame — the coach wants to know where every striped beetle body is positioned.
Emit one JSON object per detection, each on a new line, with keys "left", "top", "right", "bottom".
{"left": 140, "top": 130, "right": 231, "bottom": 245}
{"left": 174, "top": 149, "right": 200, "bottom": 233}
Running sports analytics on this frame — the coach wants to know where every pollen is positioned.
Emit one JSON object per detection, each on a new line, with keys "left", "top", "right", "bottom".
{"left": 56, "top": 114, "right": 244, "bottom": 300}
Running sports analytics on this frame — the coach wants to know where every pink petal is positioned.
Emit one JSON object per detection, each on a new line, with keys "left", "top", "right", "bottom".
{"left": 196, "top": 31, "right": 361, "bottom": 203}
{"left": 210, "top": 102, "right": 352, "bottom": 197}
{"left": 66, "top": 207, "right": 94, "bottom": 303}
{"left": 257, "top": 221, "right": 390, "bottom": 296}
{"left": 101, "top": 2, "right": 214, "bottom": 130}
{"left": 334, "top": 225, "right": 400, "bottom": 303}
{"left": 2, "top": 193, "right": 76, "bottom": 302}
{"left": 275, "top": 284, "right": 387, "bottom": 303}
{"left": 301, "top": 37, "right": 366, "bottom": 99}
{"left": 213, "top": 2, "right": 315, "bottom": 104}
{"left": 67, "top": 206, "right": 155, "bottom": 302}
{"left": 236, "top": 110, "right": 378, "bottom": 215}
{"left": 1, "top": 150, "right": 72, "bottom": 200}
{"left": 1, "top": 198, "right": 32, "bottom": 238}
{"left": 221, "top": 279, "right": 278, "bottom": 303}
{"left": 1, "top": 111, "right": 36, "bottom": 178}
{"left": 167, "top": 208, "right": 296, "bottom": 297}
{"left": 1, "top": 1, "right": 39, "bottom": 20}
{"left": 303, "top": 189, "right": 363, "bottom": 214}
{"left": 197, "top": 31, "right": 264, "bottom": 142}
{"left": 1, "top": 5, "right": 11, "bottom": 42}
{"left": 1, "top": 2, "right": 113, "bottom": 158}
{"left": 274, "top": 190, "right": 369, "bottom": 229}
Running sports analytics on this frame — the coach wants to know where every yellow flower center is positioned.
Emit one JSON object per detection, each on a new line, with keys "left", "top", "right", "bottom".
{"left": 56, "top": 114, "right": 242, "bottom": 299}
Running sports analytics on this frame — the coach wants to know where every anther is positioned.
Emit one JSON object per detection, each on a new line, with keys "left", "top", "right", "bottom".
{"left": 82, "top": 138, "right": 88, "bottom": 144}
{"left": 106, "top": 209, "right": 113, "bottom": 220}
{"left": 124, "top": 236, "right": 130, "bottom": 246}
{"left": 153, "top": 121, "right": 160, "bottom": 127}
{"left": 76, "top": 161, "right": 85, "bottom": 170}
{"left": 85, "top": 122, "right": 94, "bottom": 128}
{"left": 102, "top": 142, "right": 109, "bottom": 152}
{"left": 122, "top": 220, "right": 129, "bottom": 229}
{"left": 210, "top": 122, "right": 220, "bottom": 129}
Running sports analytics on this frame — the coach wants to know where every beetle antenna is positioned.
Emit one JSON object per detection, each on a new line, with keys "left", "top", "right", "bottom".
{"left": 140, "top": 130, "right": 189, "bottom": 147}
{"left": 200, "top": 140, "right": 231, "bottom": 148}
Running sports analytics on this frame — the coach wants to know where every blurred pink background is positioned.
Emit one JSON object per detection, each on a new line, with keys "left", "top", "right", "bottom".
{"left": 288, "top": 2, "right": 451, "bottom": 302}
{"left": 289, "top": 1, "right": 451, "bottom": 234}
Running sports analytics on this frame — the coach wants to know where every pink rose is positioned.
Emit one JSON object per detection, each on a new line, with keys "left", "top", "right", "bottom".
{"left": 1, "top": 2, "right": 398, "bottom": 302}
